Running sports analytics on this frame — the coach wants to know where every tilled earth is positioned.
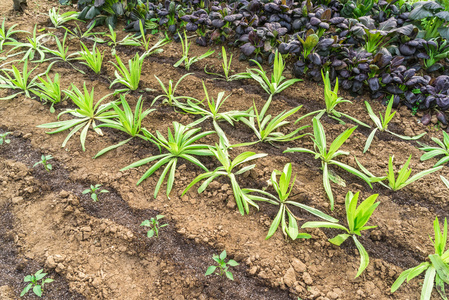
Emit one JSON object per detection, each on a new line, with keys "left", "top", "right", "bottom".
{"left": 1, "top": 1, "right": 449, "bottom": 300}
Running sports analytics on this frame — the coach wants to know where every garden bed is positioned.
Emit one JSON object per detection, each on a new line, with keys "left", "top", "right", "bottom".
{"left": 1, "top": 1, "right": 449, "bottom": 300}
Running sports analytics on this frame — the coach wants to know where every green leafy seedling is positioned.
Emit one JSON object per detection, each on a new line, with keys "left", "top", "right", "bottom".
{"left": 37, "top": 82, "right": 116, "bottom": 152}
{"left": 5, "top": 25, "right": 50, "bottom": 62}
{"left": 20, "top": 269, "right": 54, "bottom": 297}
{"left": 174, "top": 31, "right": 214, "bottom": 71}
{"left": 391, "top": 217, "right": 449, "bottom": 300}
{"left": 205, "top": 250, "right": 239, "bottom": 281}
{"left": 0, "top": 60, "right": 47, "bottom": 100}
{"left": 0, "top": 18, "right": 27, "bottom": 52}
{"left": 77, "top": 42, "right": 103, "bottom": 74}
{"left": 110, "top": 53, "right": 144, "bottom": 93}
{"left": 177, "top": 82, "right": 251, "bottom": 147}
{"left": 140, "top": 215, "right": 168, "bottom": 238}
{"left": 296, "top": 71, "right": 370, "bottom": 128}
{"left": 302, "top": 191, "right": 379, "bottom": 278}
{"left": 32, "top": 73, "right": 63, "bottom": 113}
{"left": 102, "top": 24, "right": 140, "bottom": 56}
{"left": 0, "top": 132, "right": 11, "bottom": 145}
{"left": 204, "top": 46, "right": 249, "bottom": 81}
{"left": 243, "top": 50, "right": 302, "bottom": 96}
{"left": 47, "top": 7, "right": 79, "bottom": 28}
{"left": 138, "top": 20, "right": 171, "bottom": 55}
{"left": 364, "top": 97, "right": 426, "bottom": 153}
{"left": 285, "top": 117, "right": 372, "bottom": 210}
{"left": 386, "top": 155, "right": 443, "bottom": 191}
{"left": 33, "top": 155, "right": 53, "bottom": 172}
{"left": 419, "top": 130, "right": 449, "bottom": 167}
{"left": 244, "top": 163, "right": 338, "bottom": 240}
{"left": 356, "top": 155, "right": 443, "bottom": 191}
{"left": 121, "top": 122, "right": 215, "bottom": 198}
{"left": 183, "top": 139, "right": 267, "bottom": 215}
{"left": 94, "top": 95, "right": 154, "bottom": 158}
{"left": 236, "top": 95, "right": 308, "bottom": 147}
{"left": 82, "top": 184, "right": 109, "bottom": 202}
{"left": 152, "top": 73, "right": 196, "bottom": 107}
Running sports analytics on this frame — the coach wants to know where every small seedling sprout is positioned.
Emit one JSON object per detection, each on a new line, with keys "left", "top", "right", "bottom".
{"left": 140, "top": 215, "right": 168, "bottom": 238}
{"left": 205, "top": 250, "right": 239, "bottom": 281}
{"left": 33, "top": 155, "right": 53, "bottom": 172}
{"left": 82, "top": 184, "right": 109, "bottom": 202}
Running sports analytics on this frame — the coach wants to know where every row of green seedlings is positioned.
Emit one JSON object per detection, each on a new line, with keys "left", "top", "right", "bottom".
{"left": 15, "top": 109, "right": 449, "bottom": 285}
{"left": 3, "top": 41, "right": 449, "bottom": 293}
{"left": 2, "top": 17, "right": 449, "bottom": 299}
{"left": 3, "top": 42, "right": 448, "bottom": 292}
{"left": 0, "top": 17, "right": 304, "bottom": 109}
{"left": 2, "top": 16, "right": 447, "bottom": 202}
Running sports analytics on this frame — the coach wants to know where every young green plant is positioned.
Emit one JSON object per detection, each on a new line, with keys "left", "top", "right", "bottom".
{"left": 0, "top": 19, "right": 26, "bottom": 52}
{"left": 296, "top": 71, "right": 370, "bottom": 128}
{"left": 37, "top": 83, "right": 116, "bottom": 151}
{"left": 0, "top": 60, "right": 41, "bottom": 100}
{"left": 101, "top": 24, "right": 140, "bottom": 56}
{"left": 243, "top": 50, "right": 302, "bottom": 96}
{"left": 177, "top": 82, "right": 251, "bottom": 147}
{"left": 391, "top": 217, "right": 449, "bottom": 300}
{"left": 364, "top": 97, "right": 426, "bottom": 153}
{"left": 386, "top": 155, "right": 442, "bottom": 191}
{"left": 140, "top": 215, "right": 168, "bottom": 238}
{"left": 76, "top": 42, "right": 103, "bottom": 74}
{"left": 356, "top": 155, "right": 443, "bottom": 191}
{"left": 205, "top": 250, "right": 239, "bottom": 281}
{"left": 94, "top": 95, "right": 154, "bottom": 158}
{"left": 32, "top": 73, "right": 63, "bottom": 113}
{"left": 173, "top": 31, "right": 214, "bottom": 71}
{"left": 243, "top": 163, "right": 338, "bottom": 240}
{"left": 110, "top": 52, "right": 144, "bottom": 93}
{"left": 152, "top": 73, "right": 195, "bottom": 107}
{"left": 82, "top": 184, "right": 109, "bottom": 202}
{"left": 5, "top": 25, "right": 50, "bottom": 62}
{"left": 138, "top": 21, "right": 170, "bottom": 55}
{"left": 121, "top": 122, "right": 215, "bottom": 198}
{"left": 236, "top": 95, "right": 308, "bottom": 146}
{"left": 183, "top": 140, "right": 267, "bottom": 215}
{"left": 0, "top": 132, "right": 11, "bottom": 145}
{"left": 284, "top": 118, "right": 372, "bottom": 210}
{"left": 33, "top": 155, "right": 53, "bottom": 172}
{"left": 418, "top": 130, "right": 449, "bottom": 167}
{"left": 204, "top": 46, "right": 249, "bottom": 81}
{"left": 63, "top": 22, "right": 104, "bottom": 41}
{"left": 44, "top": 32, "right": 82, "bottom": 72}
{"left": 47, "top": 7, "right": 79, "bottom": 28}
{"left": 302, "top": 191, "right": 379, "bottom": 278}
{"left": 20, "top": 269, "right": 54, "bottom": 298}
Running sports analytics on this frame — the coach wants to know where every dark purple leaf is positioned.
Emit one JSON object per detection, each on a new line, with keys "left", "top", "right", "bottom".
{"left": 386, "top": 85, "right": 404, "bottom": 94}
{"left": 368, "top": 78, "right": 380, "bottom": 91}
{"left": 240, "top": 43, "right": 255, "bottom": 56}
{"left": 437, "top": 111, "right": 448, "bottom": 124}
{"left": 421, "top": 113, "right": 431, "bottom": 125}
{"left": 399, "top": 44, "right": 416, "bottom": 56}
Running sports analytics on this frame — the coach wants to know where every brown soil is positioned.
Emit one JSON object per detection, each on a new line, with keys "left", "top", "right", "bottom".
{"left": 1, "top": 2, "right": 449, "bottom": 300}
